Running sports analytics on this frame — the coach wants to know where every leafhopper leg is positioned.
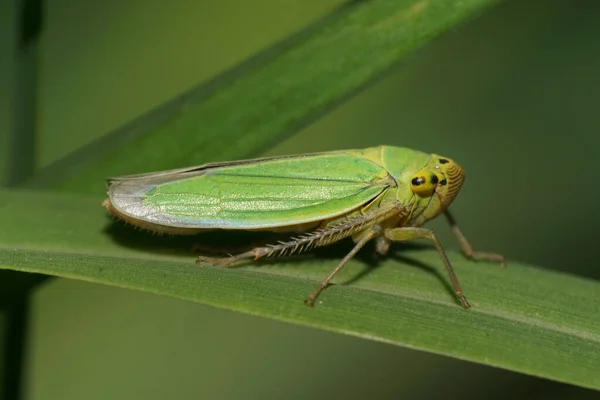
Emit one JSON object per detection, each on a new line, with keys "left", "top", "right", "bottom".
{"left": 196, "top": 250, "right": 256, "bottom": 267}
{"left": 192, "top": 235, "right": 283, "bottom": 256}
{"left": 196, "top": 203, "right": 402, "bottom": 303}
{"left": 444, "top": 211, "right": 506, "bottom": 268}
{"left": 304, "top": 229, "right": 378, "bottom": 307}
{"left": 383, "top": 227, "right": 471, "bottom": 309}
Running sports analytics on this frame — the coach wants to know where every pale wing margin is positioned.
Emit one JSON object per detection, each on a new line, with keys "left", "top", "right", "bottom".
{"left": 107, "top": 151, "right": 393, "bottom": 230}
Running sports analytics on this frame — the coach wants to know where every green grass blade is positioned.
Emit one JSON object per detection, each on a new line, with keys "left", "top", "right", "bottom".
{"left": 1, "top": 188, "right": 598, "bottom": 390}
{"left": 23, "top": 0, "right": 501, "bottom": 195}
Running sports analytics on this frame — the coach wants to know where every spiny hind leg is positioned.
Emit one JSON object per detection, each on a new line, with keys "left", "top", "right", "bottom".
{"left": 195, "top": 227, "right": 328, "bottom": 267}
{"left": 444, "top": 211, "right": 506, "bottom": 268}
{"left": 195, "top": 229, "right": 331, "bottom": 267}
{"left": 383, "top": 226, "right": 470, "bottom": 309}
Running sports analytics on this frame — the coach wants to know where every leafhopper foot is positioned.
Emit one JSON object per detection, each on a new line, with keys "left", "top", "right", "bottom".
{"left": 444, "top": 211, "right": 506, "bottom": 268}
{"left": 196, "top": 251, "right": 254, "bottom": 267}
{"left": 464, "top": 250, "right": 506, "bottom": 268}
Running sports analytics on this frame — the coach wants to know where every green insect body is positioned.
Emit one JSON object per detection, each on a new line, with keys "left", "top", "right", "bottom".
{"left": 103, "top": 145, "right": 505, "bottom": 308}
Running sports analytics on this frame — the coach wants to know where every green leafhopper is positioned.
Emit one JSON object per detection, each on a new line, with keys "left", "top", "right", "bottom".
{"left": 103, "top": 145, "right": 505, "bottom": 308}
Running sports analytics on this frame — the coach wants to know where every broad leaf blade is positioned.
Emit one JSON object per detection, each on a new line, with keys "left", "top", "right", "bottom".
{"left": 1, "top": 189, "right": 599, "bottom": 390}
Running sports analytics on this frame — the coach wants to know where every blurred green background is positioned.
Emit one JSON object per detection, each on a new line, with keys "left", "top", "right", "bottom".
{"left": 2, "top": 0, "right": 600, "bottom": 398}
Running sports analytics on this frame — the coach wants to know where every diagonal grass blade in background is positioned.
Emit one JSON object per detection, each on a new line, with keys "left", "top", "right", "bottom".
{"left": 22, "top": 0, "right": 502, "bottom": 195}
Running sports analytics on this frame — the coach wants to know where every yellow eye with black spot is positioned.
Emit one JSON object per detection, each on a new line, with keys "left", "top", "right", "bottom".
{"left": 410, "top": 171, "right": 445, "bottom": 198}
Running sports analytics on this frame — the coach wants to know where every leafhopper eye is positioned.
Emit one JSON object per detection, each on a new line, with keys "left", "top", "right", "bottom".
{"left": 410, "top": 173, "right": 434, "bottom": 197}
{"left": 410, "top": 171, "right": 446, "bottom": 198}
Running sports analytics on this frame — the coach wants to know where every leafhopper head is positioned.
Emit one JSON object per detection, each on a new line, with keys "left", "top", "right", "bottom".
{"left": 406, "top": 155, "right": 465, "bottom": 225}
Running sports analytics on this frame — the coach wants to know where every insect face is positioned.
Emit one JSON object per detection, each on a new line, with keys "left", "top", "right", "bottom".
{"left": 409, "top": 155, "right": 465, "bottom": 208}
